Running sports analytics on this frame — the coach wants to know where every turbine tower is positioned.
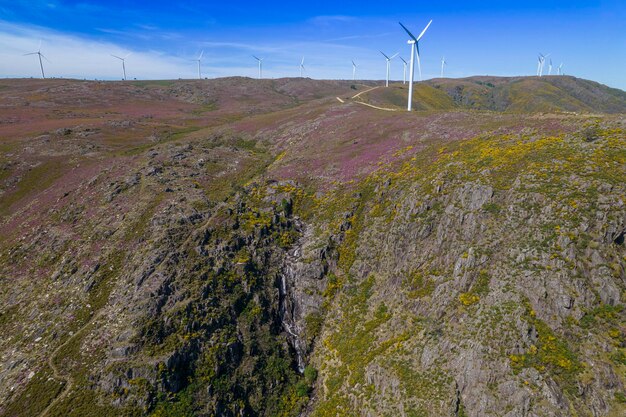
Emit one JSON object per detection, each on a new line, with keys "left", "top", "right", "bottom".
{"left": 24, "top": 41, "right": 48, "bottom": 79}
{"left": 194, "top": 50, "right": 204, "bottom": 79}
{"left": 380, "top": 51, "right": 398, "bottom": 87}
{"left": 352, "top": 60, "right": 357, "bottom": 81}
{"left": 548, "top": 58, "right": 553, "bottom": 75}
{"left": 399, "top": 57, "right": 407, "bottom": 84}
{"left": 441, "top": 56, "right": 447, "bottom": 78}
{"left": 300, "top": 56, "right": 305, "bottom": 77}
{"left": 399, "top": 19, "right": 433, "bottom": 111}
{"left": 112, "top": 53, "right": 131, "bottom": 80}
{"left": 253, "top": 55, "right": 263, "bottom": 79}
{"left": 537, "top": 56, "right": 542, "bottom": 76}
{"left": 558, "top": 62, "right": 563, "bottom": 75}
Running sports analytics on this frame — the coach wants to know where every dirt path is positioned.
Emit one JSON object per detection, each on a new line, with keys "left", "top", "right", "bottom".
{"left": 351, "top": 86, "right": 379, "bottom": 100}
{"left": 354, "top": 101, "right": 398, "bottom": 112}
{"left": 38, "top": 310, "right": 105, "bottom": 417}
{"left": 345, "top": 86, "right": 398, "bottom": 111}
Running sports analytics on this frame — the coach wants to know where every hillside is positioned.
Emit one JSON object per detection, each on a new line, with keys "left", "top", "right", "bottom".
{"left": 349, "top": 76, "right": 626, "bottom": 114}
{"left": 0, "top": 77, "right": 625, "bottom": 417}
{"left": 426, "top": 76, "right": 626, "bottom": 113}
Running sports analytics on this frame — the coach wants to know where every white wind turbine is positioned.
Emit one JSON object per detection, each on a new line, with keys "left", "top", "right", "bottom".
{"left": 112, "top": 53, "right": 131, "bottom": 80}
{"left": 537, "top": 53, "right": 550, "bottom": 77}
{"left": 558, "top": 62, "right": 564, "bottom": 75}
{"left": 548, "top": 58, "right": 553, "bottom": 75}
{"left": 24, "top": 41, "right": 48, "bottom": 79}
{"left": 399, "top": 57, "right": 408, "bottom": 84}
{"left": 300, "top": 56, "right": 305, "bottom": 77}
{"left": 352, "top": 60, "right": 357, "bottom": 81}
{"left": 253, "top": 55, "right": 263, "bottom": 79}
{"left": 399, "top": 19, "right": 433, "bottom": 111}
{"left": 380, "top": 51, "right": 398, "bottom": 87}
{"left": 441, "top": 56, "right": 447, "bottom": 78}
{"left": 193, "top": 50, "right": 204, "bottom": 79}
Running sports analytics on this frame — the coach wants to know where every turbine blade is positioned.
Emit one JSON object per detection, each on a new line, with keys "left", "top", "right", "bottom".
{"left": 199, "top": 50, "right": 204, "bottom": 60}
{"left": 125, "top": 53, "right": 132, "bottom": 59}
{"left": 41, "top": 54, "right": 51, "bottom": 63}
{"left": 252, "top": 55, "right": 260, "bottom": 61}
{"left": 390, "top": 52, "right": 398, "bottom": 59}
{"left": 398, "top": 22, "right": 417, "bottom": 41}
{"left": 112, "top": 54, "right": 123, "bottom": 60}
{"left": 416, "top": 19, "right": 433, "bottom": 42}
{"left": 400, "top": 57, "right": 407, "bottom": 64}
{"left": 24, "top": 52, "right": 38, "bottom": 56}
{"left": 380, "top": 51, "right": 390, "bottom": 60}
{"left": 301, "top": 56, "right": 305, "bottom": 65}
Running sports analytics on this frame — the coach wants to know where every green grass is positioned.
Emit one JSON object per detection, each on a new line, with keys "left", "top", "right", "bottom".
{"left": 0, "top": 159, "right": 66, "bottom": 215}
{"left": 0, "top": 365, "right": 65, "bottom": 417}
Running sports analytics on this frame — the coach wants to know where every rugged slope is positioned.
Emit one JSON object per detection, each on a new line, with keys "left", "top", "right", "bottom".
{"left": 0, "top": 77, "right": 625, "bottom": 417}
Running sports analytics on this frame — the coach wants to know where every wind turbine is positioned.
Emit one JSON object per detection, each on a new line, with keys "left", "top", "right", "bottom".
{"left": 300, "top": 56, "right": 305, "bottom": 77}
{"left": 24, "top": 41, "right": 48, "bottom": 79}
{"left": 352, "top": 60, "right": 357, "bottom": 81}
{"left": 537, "top": 53, "right": 550, "bottom": 77}
{"left": 558, "top": 62, "right": 563, "bottom": 75}
{"left": 399, "top": 19, "right": 433, "bottom": 111}
{"left": 399, "top": 57, "right": 407, "bottom": 84}
{"left": 193, "top": 50, "right": 204, "bottom": 79}
{"left": 253, "top": 55, "right": 263, "bottom": 79}
{"left": 380, "top": 51, "right": 398, "bottom": 87}
{"left": 441, "top": 56, "right": 447, "bottom": 78}
{"left": 112, "top": 53, "right": 131, "bottom": 80}
{"left": 548, "top": 58, "right": 553, "bottom": 75}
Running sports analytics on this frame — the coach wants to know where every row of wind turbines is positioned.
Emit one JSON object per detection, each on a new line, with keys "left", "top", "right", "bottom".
{"left": 24, "top": 20, "right": 567, "bottom": 111}
{"left": 537, "top": 53, "right": 564, "bottom": 76}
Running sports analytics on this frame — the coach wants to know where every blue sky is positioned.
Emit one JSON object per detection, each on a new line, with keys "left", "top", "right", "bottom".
{"left": 0, "top": 1, "right": 624, "bottom": 89}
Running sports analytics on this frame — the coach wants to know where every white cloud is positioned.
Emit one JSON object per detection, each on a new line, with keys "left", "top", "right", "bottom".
{"left": 0, "top": 21, "right": 196, "bottom": 80}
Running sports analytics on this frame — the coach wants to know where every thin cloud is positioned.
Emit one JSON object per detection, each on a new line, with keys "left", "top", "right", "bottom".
{"left": 309, "top": 15, "right": 358, "bottom": 26}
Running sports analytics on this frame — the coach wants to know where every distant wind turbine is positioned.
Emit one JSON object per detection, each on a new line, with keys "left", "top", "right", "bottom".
{"left": 112, "top": 53, "right": 131, "bottom": 80}
{"left": 380, "top": 51, "right": 398, "bottom": 87}
{"left": 300, "top": 56, "right": 305, "bottom": 77}
{"left": 24, "top": 41, "right": 48, "bottom": 79}
{"left": 253, "top": 55, "right": 263, "bottom": 79}
{"left": 399, "top": 19, "right": 433, "bottom": 111}
{"left": 537, "top": 53, "right": 550, "bottom": 77}
{"left": 352, "top": 60, "right": 357, "bottom": 81}
{"left": 440, "top": 56, "right": 447, "bottom": 78}
{"left": 548, "top": 58, "right": 553, "bottom": 75}
{"left": 399, "top": 57, "right": 407, "bottom": 84}
{"left": 193, "top": 50, "right": 204, "bottom": 79}
{"left": 558, "top": 62, "right": 564, "bottom": 75}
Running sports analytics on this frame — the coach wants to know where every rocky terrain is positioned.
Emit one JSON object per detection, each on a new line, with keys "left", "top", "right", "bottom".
{"left": 0, "top": 76, "right": 624, "bottom": 417}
